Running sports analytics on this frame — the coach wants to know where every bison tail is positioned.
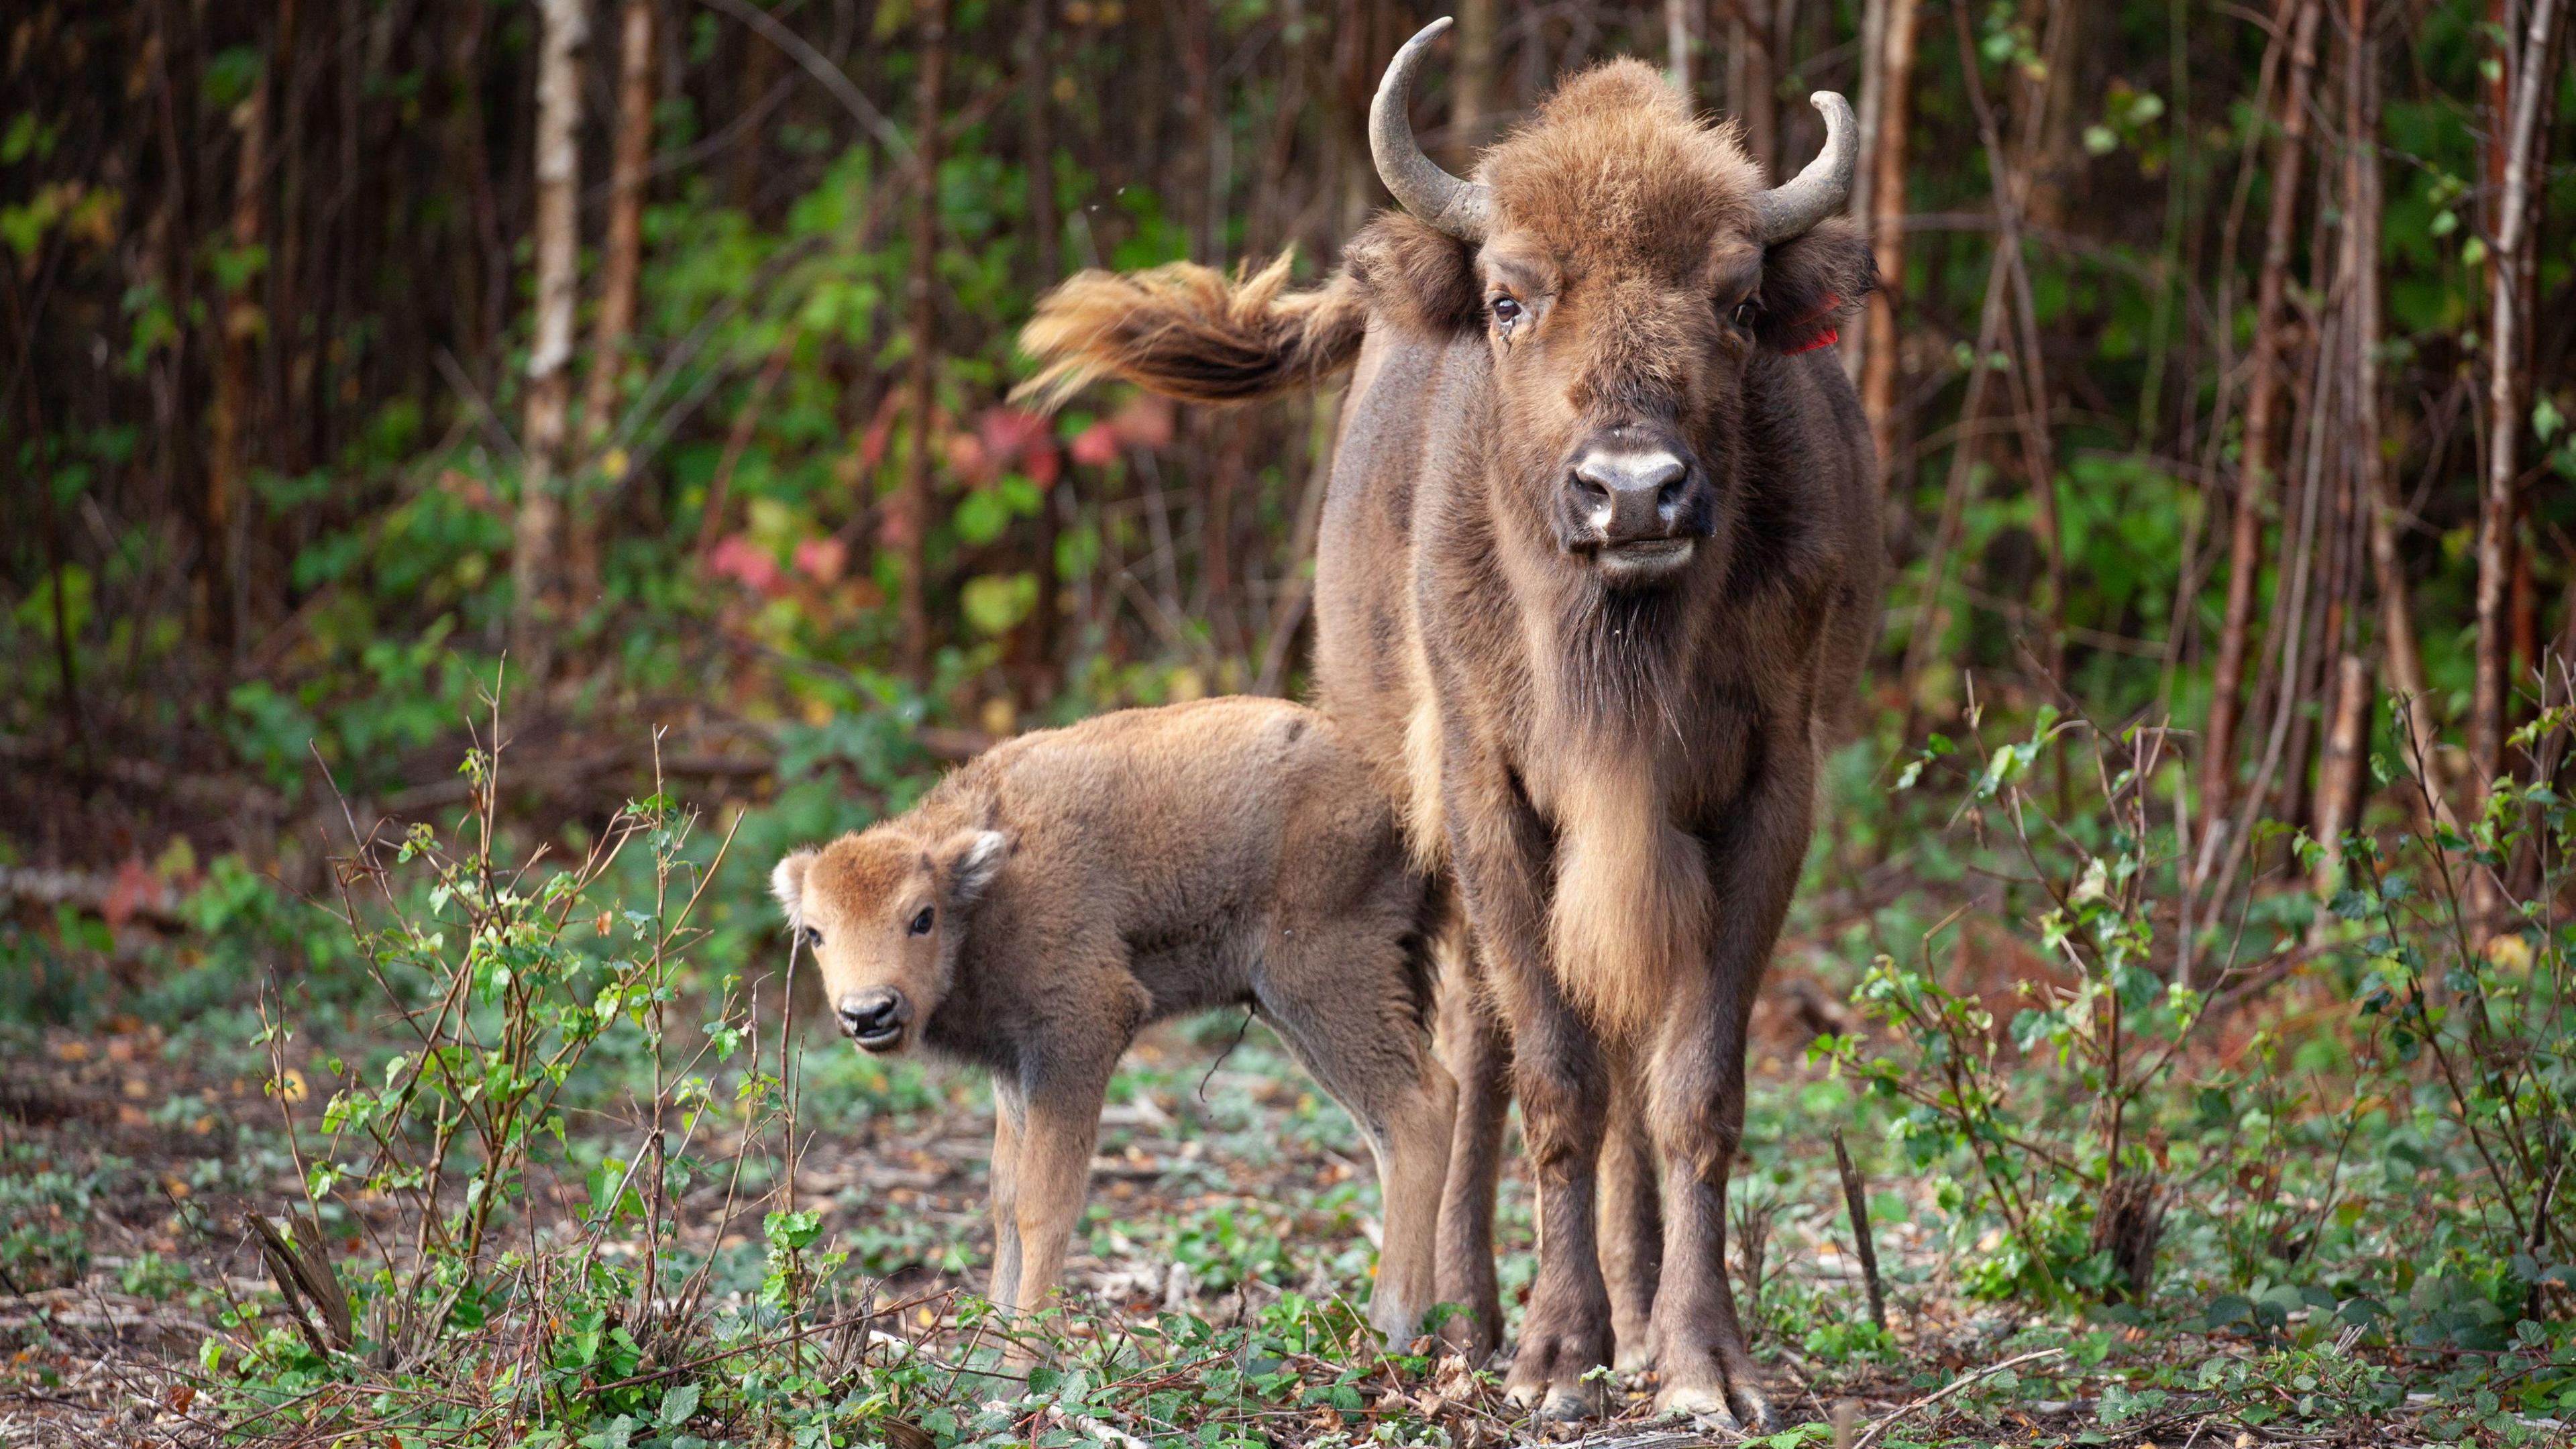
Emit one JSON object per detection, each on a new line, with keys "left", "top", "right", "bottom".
{"left": 1014, "top": 251, "right": 1366, "bottom": 412}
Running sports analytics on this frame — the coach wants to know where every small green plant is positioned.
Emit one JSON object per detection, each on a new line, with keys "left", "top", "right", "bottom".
{"left": 0, "top": 1152, "right": 96, "bottom": 1292}
{"left": 1825, "top": 698, "right": 2213, "bottom": 1307}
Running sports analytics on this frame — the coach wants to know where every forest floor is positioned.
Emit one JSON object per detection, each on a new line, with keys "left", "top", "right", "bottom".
{"left": 0, "top": 998, "right": 2478, "bottom": 1448}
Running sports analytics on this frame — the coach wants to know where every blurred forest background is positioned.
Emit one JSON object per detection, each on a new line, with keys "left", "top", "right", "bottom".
{"left": 1, "top": 0, "right": 2571, "bottom": 902}
{"left": 5, "top": 0, "right": 2576, "bottom": 1442}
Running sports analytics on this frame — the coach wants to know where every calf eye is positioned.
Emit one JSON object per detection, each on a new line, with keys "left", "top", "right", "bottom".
{"left": 909, "top": 906, "right": 936, "bottom": 936}
{"left": 800, "top": 924, "right": 822, "bottom": 947}
{"left": 1489, "top": 294, "right": 1523, "bottom": 335}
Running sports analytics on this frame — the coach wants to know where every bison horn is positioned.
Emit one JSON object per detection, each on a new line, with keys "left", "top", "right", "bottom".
{"left": 1752, "top": 91, "right": 1859, "bottom": 244}
{"left": 1371, "top": 17, "right": 1494, "bottom": 242}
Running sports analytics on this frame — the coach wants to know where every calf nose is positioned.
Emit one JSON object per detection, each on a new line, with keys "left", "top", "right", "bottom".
{"left": 839, "top": 988, "right": 907, "bottom": 1041}
{"left": 1570, "top": 449, "right": 1690, "bottom": 543}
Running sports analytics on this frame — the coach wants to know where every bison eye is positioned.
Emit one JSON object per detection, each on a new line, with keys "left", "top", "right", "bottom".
{"left": 1488, "top": 294, "right": 1523, "bottom": 335}
{"left": 908, "top": 906, "right": 936, "bottom": 936}
{"left": 1729, "top": 299, "right": 1760, "bottom": 330}
{"left": 800, "top": 924, "right": 822, "bottom": 948}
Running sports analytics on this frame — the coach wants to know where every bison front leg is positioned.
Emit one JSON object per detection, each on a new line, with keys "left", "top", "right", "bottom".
{"left": 1447, "top": 780, "right": 1615, "bottom": 1422}
{"left": 1644, "top": 756, "right": 1813, "bottom": 1432}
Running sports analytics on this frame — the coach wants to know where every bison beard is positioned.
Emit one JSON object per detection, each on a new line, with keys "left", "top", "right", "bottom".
{"left": 1019, "top": 31, "right": 1878, "bottom": 1432}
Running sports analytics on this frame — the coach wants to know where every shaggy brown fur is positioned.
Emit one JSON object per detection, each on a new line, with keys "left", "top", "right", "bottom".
{"left": 1017, "top": 53, "right": 1880, "bottom": 1431}
{"left": 771, "top": 698, "right": 1457, "bottom": 1347}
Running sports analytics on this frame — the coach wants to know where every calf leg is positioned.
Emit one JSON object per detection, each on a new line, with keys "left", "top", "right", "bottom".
{"left": 1005, "top": 1072, "right": 1110, "bottom": 1340}
{"left": 1601, "top": 1075, "right": 1662, "bottom": 1374}
{"left": 1258, "top": 940, "right": 1456, "bottom": 1346}
{"left": 1433, "top": 965, "right": 1510, "bottom": 1360}
{"left": 987, "top": 1077, "right": 1027, "bottom": 1312}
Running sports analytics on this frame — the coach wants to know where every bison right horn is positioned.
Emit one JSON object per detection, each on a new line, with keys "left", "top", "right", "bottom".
{"left": 1752, "top": 92, "right": 1859, "bottom": 244}
{"left": 1370, "top": 17, "right": 1495, "bottom": 243}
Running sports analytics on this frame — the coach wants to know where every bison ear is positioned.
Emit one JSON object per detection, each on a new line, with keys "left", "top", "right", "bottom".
{"left": 771, "top": 849, "right": 818, "bottom": 927}
{"left": 935, "top": 829, "right": 1010, "bottom": 908}
{"left": 1346, "top": 213, "right": 1483, "bottom": 336}
{"left": 1755, "top": 218, "right": 1876, "bottom": 356}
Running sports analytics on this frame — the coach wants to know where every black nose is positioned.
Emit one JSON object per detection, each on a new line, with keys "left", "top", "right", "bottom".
{"left": 839, "top": 989, "right": 907, "bottom": 1043}
{"left": 1568, "top": 446, "right": 1694, "bottom": 543}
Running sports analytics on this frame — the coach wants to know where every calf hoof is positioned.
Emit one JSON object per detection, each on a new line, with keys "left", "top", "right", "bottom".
{"left": 1612, "top": 1332, "right": 1659, "bottom": 1377}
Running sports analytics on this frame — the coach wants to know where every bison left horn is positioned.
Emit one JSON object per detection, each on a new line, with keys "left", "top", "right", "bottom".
{"left": 1752, "top": 92, "right": 1859, "bottom": 244}
{"left": 1370, "top": 17, "right": 1495, "bottom": 243}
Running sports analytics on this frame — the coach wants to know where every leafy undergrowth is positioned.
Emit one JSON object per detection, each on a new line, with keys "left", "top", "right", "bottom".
{"left": 7, "top": 704, "right": 2576, "bottom": 1448}
{"left": 6, "top": 1016, "right": 2570, "bottom": 1448}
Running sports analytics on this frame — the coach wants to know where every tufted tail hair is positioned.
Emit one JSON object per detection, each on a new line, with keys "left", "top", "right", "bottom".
{"left": 1013, "top": 252, "right": 1367, "bottom": 412}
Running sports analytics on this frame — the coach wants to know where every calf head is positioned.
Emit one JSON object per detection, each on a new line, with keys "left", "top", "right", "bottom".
{"left": 1363, "top": 19, "right": 1874, "bottom": 591}
{"left": 771, "top": 826, "right": 1009, "bottom": 1053}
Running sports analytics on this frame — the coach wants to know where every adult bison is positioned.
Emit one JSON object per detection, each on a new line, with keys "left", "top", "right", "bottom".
{"left": 1018, "top": 18, "right": 1879, "bottom": 1429}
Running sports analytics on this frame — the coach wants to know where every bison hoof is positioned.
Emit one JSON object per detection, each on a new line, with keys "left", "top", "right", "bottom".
{"left": 1539, "top": 1387, "right": 1599, "bottom": 1424}
{"left": 1734, "top": 1385, "right": 1782, "bottom": 1434}
{"left": 1652, "top": 1383, "right": 1741, "bottom": 1432}
{"left": 1501, "top": 1380, "right": 1599, "bottom": 1424}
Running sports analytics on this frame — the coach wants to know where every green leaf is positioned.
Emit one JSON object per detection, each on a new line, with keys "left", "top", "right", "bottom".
{"left": 961, "top": 572, "right": 1037, "bottom": 636}
{"left": 659, "top": 1381, "right": 701, "bottom": 1426}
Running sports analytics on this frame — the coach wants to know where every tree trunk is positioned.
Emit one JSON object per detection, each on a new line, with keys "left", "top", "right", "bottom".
{"left": 2309, "top": 653, "right": 2371, "bottom": 907}
{"left": 514, "top": 0, "right": 590, "bottom": 667}
{"left": 731, "top": 12, "right": 780, "bottom": 215}
{"left": 2342, "top": 0, "right": 2447, "bottom": 822}
{"left": 1725, "top": 0, "right": 1778, "bottom": 174}
{"left": 209, "top": 36, "right": 271, "bottom": 655}
{"left": 1668, "top": 0, "right": 1695, "bottom": 95}
{"left": 1858, "top": 0, "right": 1917, "bottom": 476}
{"left": 1450, "top": 0, "right": 1498, "bottom": 162}
{"left": 894, "top": 0, "right": 950, "bottom": 685}
{"left": 2199, "top": 0, "right": 2320, "bottom": 863}
{"left": 573, "top": 0, "right": 656, "bottom": 608}
{"left": 2471, "top": 0, "right": 2564, "bottom": 802}
{"left": 1019, "top": 0, "right": 1063, "bottom": 704}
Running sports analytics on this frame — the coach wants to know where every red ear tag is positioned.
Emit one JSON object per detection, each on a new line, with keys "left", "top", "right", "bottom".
{"left": 1785, "top": 326, "right": 1839, "bottom": 356}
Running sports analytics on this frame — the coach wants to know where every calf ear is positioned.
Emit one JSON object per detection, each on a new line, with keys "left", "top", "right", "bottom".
{"left": 771, "top": 849, "right": 818, "bottom": 927}
{"left": 935, "top": 829, "right": 1010, "bottom": 908}
{"left": 1756, "top": 218, "right": 1876, "bottom": 356}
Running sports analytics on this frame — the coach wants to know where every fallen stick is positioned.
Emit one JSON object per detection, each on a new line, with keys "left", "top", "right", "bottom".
{"left": 1831, "top": 1128, "right": 1887, "bottom": 1331}
{"left": 1850, "top": 1347, "right": 2067, "bottom": 1449}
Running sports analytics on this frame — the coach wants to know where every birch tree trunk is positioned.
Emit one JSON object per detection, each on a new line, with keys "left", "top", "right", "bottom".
{"left": 514, "top": 0, "right": 589, "bottom": 662}
{"left": 2199, "top": 0, "right": 2320, "bottom": 859}
{"left": 1668, "top": 0, "right": 1695, "bottom": 95}
{"left": 2471, "top": 0, "right": 2564, "bottom": 800}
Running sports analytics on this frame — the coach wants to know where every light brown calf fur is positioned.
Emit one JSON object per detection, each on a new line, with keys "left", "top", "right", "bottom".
{"left": 770, "top": 697, "right": 1458, "bottom": 1346}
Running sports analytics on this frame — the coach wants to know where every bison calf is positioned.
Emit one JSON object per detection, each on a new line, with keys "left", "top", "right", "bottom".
{"left": 770, "top": 696, "right": 1457, "bottom": 1344}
